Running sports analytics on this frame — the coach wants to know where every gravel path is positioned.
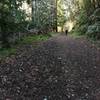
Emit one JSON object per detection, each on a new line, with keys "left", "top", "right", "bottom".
{"left": 0, "top": 34, "right": 100, "bottom": 100}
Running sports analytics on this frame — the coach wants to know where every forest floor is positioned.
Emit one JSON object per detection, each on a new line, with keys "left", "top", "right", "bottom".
{"left": 0, "top": 34, "right": 100, "bottom": 100}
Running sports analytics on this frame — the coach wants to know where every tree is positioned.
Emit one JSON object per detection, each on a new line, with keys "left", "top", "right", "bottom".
{"left": 31, "top": 0, "right": 58, "bottom": 32}
{"left": 0, "top": 0, "right": 29, "bottom": 47}
{"left": 57, "top": 0, "right": 67, "bottom": 32}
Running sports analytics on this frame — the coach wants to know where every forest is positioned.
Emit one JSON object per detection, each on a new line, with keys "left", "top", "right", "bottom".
{"left": 0, "top": 0, "right": 100, "bottom": 48}
{"left": 0, "top": 0, "right": 100, "bottom": 100}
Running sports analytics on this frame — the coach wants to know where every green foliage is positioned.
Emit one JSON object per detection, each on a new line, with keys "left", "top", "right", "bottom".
{"left": 0, "top": 0, "right": 29, "bottom": 47}
{"left": 76, "top": 10, "right": 88, "bottom": 25}
{"left": 72, "top": 10, "right": 88, "bottom": 34}
{"left": 0, "top": 48, "right": 16, "bottom": 58}
{"left": 70, "top": 0, "right": 100, "bottom": 40}
{"left": 86, "top": 23, "right": 100, "bottom": 39}
{"left": 32, "top": 0, "right": 57, "bottom": 32}
{"left": 73, "top": 24, "right": 88, "bottom": 35}
{"left": 0, "top": 0, "right": 58, "bottom": 48}
{"left": 57, "top": 0, "right": 67, "bottom": 28}
{"left": 70, "top": 32, "right": 85, "bottom": 39}
{"left": 0, "top": 34, "right": 51, "bottom": 58}
{"left": 57, "top": 15, "right": 67, "bottom": 27}
{"left": 20, "top": 35, "right": 50, "bottom": 44}
{"left": 86, "top": 8, "right": 100, "bottom": 39}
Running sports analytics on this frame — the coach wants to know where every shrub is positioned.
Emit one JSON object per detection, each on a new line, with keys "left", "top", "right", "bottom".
{"left": 86, "top": 23, "right": 100, "bottom": 39}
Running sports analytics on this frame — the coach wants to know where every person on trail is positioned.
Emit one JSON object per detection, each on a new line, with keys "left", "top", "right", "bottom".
{"left": 65, "top": 29, "right": 68, "bottom": 35}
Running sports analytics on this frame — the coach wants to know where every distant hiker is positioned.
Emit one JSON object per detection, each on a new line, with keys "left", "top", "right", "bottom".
{"left": 65, "top": 30, "right": 68, "bottom": 35}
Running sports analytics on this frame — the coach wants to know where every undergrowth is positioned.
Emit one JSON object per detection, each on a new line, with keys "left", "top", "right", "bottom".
{"left": 0, "top": 34, "right": 51, "bottom": 58}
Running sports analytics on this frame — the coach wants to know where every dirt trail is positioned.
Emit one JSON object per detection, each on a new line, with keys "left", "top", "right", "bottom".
{"left": 0, "top": 34, "right": 100, "bottom": 100}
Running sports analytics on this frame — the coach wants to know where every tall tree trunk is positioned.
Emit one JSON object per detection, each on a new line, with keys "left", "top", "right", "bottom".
{"left": 55, "top": 0, "right": 58, "bottom": 32}
{"left": 32, "top": 0, "right": 36, "bottom": 27}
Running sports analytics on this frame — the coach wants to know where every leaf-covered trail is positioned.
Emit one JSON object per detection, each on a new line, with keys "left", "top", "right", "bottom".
{"left": 0, "top": 34, "right": 100, "bottom": 100}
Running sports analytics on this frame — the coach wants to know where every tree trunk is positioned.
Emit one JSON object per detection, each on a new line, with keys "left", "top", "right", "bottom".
{"left": 55, "top": 0, "right": 58, "bottom": 32}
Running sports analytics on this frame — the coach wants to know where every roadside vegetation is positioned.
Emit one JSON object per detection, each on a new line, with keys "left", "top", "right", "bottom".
{"left": 0, "top": 34, "right": 51, "bottom": 58}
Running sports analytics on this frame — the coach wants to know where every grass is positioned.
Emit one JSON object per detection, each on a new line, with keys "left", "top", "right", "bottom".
{"left": 18, "top": 34, "right": 50, "bottom": 44}
{"left": 69, "top": 32, "right": 85, "bottom": 38}
{"left": 0, "top": 48, "right": 16, "bottom": 58}
{"left": 0, "top": 34, "right": 51, "bottom": 58}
